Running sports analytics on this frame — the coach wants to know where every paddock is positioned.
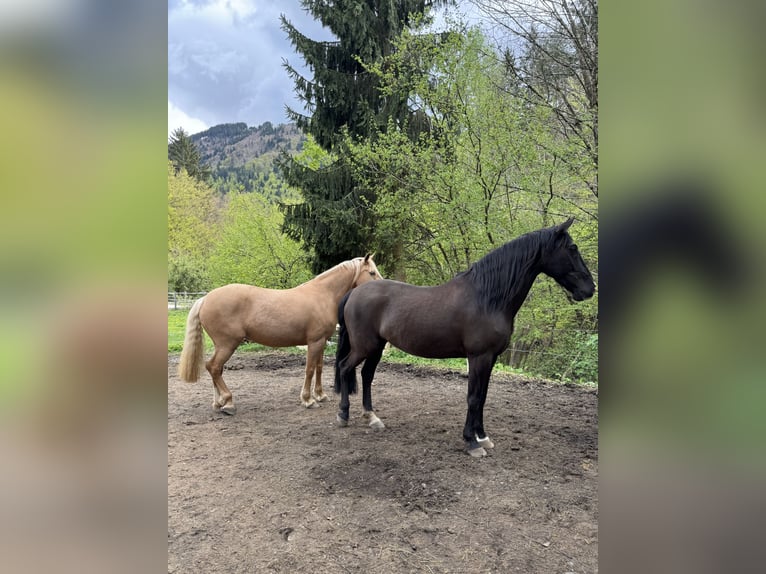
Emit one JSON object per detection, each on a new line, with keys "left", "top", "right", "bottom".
{"left": 168, "top": 351, "right": 598, "bottom": 573}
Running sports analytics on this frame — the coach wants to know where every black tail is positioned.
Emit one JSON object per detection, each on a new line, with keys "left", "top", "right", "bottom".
{"left": 334, "top": 292, "right": 357, "bottom": 394}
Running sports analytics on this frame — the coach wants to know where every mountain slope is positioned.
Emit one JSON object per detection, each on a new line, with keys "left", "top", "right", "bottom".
{"left": 187, "top": 122, "right": 305, "bottom": 195}
{"left": 190, "top": 122, "right": 304, "bottom": 169}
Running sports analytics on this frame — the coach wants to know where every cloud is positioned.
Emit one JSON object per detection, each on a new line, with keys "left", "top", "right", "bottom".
{"left": 168, "top": 0, "right": 334, "bottom": 129}
{"left": 168, "top": 101, "right": 209, "bottom": 137}
{"left": 169, "top": 0, "right": 258, "bottom": 27}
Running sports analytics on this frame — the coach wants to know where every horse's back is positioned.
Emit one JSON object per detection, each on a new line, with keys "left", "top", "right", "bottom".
{"left": 204, "top": 283, "right": 304, "bottom": 310}
{"left": 203, "top": 283, "right": 270, "bottom": 313}
{"left": 346, "top": 279, "right": 476, "bottom": 358}
{"left": 200, "top": 283, "right": 331, "bottom": 347}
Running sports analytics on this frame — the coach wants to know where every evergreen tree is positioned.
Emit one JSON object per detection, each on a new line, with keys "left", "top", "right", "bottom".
{"left": 168, "top": 127, "right": 212, "bottom": 183}
{"left": 278, "top": 0, "right": 453, "bottom": 273}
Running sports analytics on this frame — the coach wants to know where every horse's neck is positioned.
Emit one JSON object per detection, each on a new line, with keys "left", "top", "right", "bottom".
{"left": 490, "top": 246, "right": 544, "bottom": 319}
{"left": 504, "top": 268, "right": 541, "bottom": 319}
{"left": 311, "top": 266, "right": 356, "bottom": 301}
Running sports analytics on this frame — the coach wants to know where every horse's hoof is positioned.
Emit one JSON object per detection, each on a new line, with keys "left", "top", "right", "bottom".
{"left": 465, "top": 441, "right": 487, "bottom": 458}
{"left": 219, "top": 404, "right": 237, "bottom": 415}
{"left": 369, "top": 419, "right": 385, "bottom": 431}
{"left": 336, "top": 414, "right": 349, "bottom": 427}
{"left": 303, "top": 400, "right": 319, "bottom": 409}
{"left": 314, "top": 393, "right": 328, "bottom": 403}
{"left": 477, "top": 436, "right": 495, "bottom": 449}
{"left": 467, "top": 446, "right": 487, "bottom": 458}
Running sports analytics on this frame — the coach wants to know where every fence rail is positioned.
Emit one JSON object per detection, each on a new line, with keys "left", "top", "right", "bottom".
{"left": 168, "top": 292, "right": 207, "bottom": 310}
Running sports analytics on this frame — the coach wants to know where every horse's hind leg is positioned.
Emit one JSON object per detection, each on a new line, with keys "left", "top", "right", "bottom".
{"left": 312, "top": 340, "right": 329, "bottom": 403}
{"left": 336, "top": 350, "right": 365, "bottom": 426}
{"left": 206, "top": 340, "right": 238, "bottom": 415}
{"left": 300, "top": 340, "right": 326, "bottom": 408}
{"left": 360, "top": 342, "right": 386, "bottom": 430}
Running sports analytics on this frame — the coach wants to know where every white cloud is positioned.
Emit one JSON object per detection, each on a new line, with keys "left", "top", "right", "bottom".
{"left": 168, "top": 0, "right": 335, "bottom": 127}
{"left": 168, "top": 101, "right": 209, "bottom": 137}
{"left": 169, "top": 0, "right": 258, "bottom": 27}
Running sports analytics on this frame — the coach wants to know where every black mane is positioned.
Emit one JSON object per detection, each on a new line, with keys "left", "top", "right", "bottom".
{"left": 460, "top": 227, "right": 557, "bottom": 313}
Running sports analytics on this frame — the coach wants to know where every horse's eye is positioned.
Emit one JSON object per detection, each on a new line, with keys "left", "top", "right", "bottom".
{"left": 369, "top": 271, "right": 376, "bottom": 277}
{"left": 569, "top": 244, "right": 578, "bottom": 251}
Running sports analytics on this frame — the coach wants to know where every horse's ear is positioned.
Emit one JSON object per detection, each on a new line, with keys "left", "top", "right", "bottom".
{"left": 364, "top": 252, "right": 375, "bottom": 262}
{"left": 556, "top": 217, "right": 574, "bottom": 234}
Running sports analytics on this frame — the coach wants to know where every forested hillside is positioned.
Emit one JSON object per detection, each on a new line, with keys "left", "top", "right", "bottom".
{"left": 190, "top": 122, "right": 304, "bottom": 196}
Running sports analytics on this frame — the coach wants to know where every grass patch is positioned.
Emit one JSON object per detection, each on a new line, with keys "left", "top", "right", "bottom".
{"left": 168, "top": 310, "right": 577, "bottom": 383}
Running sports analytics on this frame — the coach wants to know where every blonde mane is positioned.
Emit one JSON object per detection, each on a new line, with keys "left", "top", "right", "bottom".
{"left": 311, "top": 257, "right": 366, "bottom": 284}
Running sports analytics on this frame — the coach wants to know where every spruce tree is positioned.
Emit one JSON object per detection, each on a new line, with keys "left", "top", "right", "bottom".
{"left": 168, "top": 127, "right": 211, "bottom": 183}
{"left": 279, "top": 0, "right": 452, "bottom": 273}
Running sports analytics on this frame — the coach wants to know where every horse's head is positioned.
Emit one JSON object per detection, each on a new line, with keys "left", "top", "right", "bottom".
{"left": 353, "top": 253, "right": 383, "bottom": 287}
{"left": 541, "top": 218, "right": 596, "bottom": 301}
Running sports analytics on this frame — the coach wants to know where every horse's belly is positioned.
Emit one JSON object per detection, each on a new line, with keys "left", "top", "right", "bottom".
{"left": 244, "top": 313, "right": 330, "bottom": 348}
{"left": 388, "top": 331, "right": 465, "bottom": 359}
{"left": 247, "top": 330, "right": 305, "bottom": 348}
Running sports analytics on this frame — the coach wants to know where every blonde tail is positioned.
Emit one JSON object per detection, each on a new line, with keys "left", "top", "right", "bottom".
{"left": 178, "top": 297, "right": 206, "bottom": 382}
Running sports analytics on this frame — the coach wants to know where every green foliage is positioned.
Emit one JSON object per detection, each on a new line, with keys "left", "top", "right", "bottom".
{"left": 347, "top": 24, "right": 597, "bottom": 273}
{"left": 507, "top": 295, "right": 599, "bottom": 383}
{"left": 168, "top": 254, "right": 208, "bottom": 292}
{"left": 207, "top": 191, "right": 311, "bottom": 288}
{"left": 569, "top": 333, "right": 599, "bottom": 383}
{"left": 168, "top": 163, "right": 218, "bottom": 288}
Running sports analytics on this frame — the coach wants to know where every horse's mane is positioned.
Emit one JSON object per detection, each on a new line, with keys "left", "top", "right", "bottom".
{"left": 459, "top": 227, "right": 558, "bottom": 313}
{"left": 312, "top": 257, "right": 364, "bottom": 283}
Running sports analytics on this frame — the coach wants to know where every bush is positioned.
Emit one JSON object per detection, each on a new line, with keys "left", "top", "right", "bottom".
{"left": 168, "top": 255, "right": 208, "bottom": 292}
{"left": 507, "top": 328, "right": 598, "bottom": 384}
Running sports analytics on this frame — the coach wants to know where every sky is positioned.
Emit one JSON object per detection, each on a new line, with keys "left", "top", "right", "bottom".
{"left": 168, "top": 0, "right": 480, "bottom": 138}
{"left": 168, "top": 0, "right": 336, "bottom": 137}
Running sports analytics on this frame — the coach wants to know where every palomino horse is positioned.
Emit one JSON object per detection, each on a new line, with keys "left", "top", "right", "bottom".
{"left": 334, "top": 219, "right": 595, "bottom": 457}
{"left": 178, "top": 255, "right": 382, "bottom": 413}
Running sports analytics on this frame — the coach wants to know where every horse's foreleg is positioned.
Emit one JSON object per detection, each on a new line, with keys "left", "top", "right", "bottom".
{"left": 300, "top": 341, "right": 325, "bottom": 408}
{"left": 360, "top": 344, "right": 385, "bottom": 430}
{"left": 206, "top": 341, "right": 238, "bottom": 415}
{"left": 463, "top": 354, "right": 496, "bottom": 457}
{"left": 474, "top": 354, "right": 498, "bottom": 450}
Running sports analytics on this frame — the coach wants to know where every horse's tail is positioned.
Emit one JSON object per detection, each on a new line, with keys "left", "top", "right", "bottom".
{"left": 178, "top": 296, "right": 206, "bottom": 383}
{"left": 334, "top": 292, "right": 357, "bottom": 395}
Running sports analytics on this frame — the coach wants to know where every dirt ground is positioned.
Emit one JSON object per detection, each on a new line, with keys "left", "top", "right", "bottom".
{"left": 168, "top": 351, "right": 598, "bottom": 573}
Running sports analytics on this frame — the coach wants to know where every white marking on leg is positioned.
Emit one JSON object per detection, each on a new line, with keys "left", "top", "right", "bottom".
{"left": 476, "top": 434, "right": 495, "bottom": 448}
{"left": 363, "top": 411, "right": 385, "bottom": 430}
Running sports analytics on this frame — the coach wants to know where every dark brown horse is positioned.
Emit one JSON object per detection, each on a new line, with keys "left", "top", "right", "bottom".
{"left": 334, "top": 219, "right": 595, "bottom": 457}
